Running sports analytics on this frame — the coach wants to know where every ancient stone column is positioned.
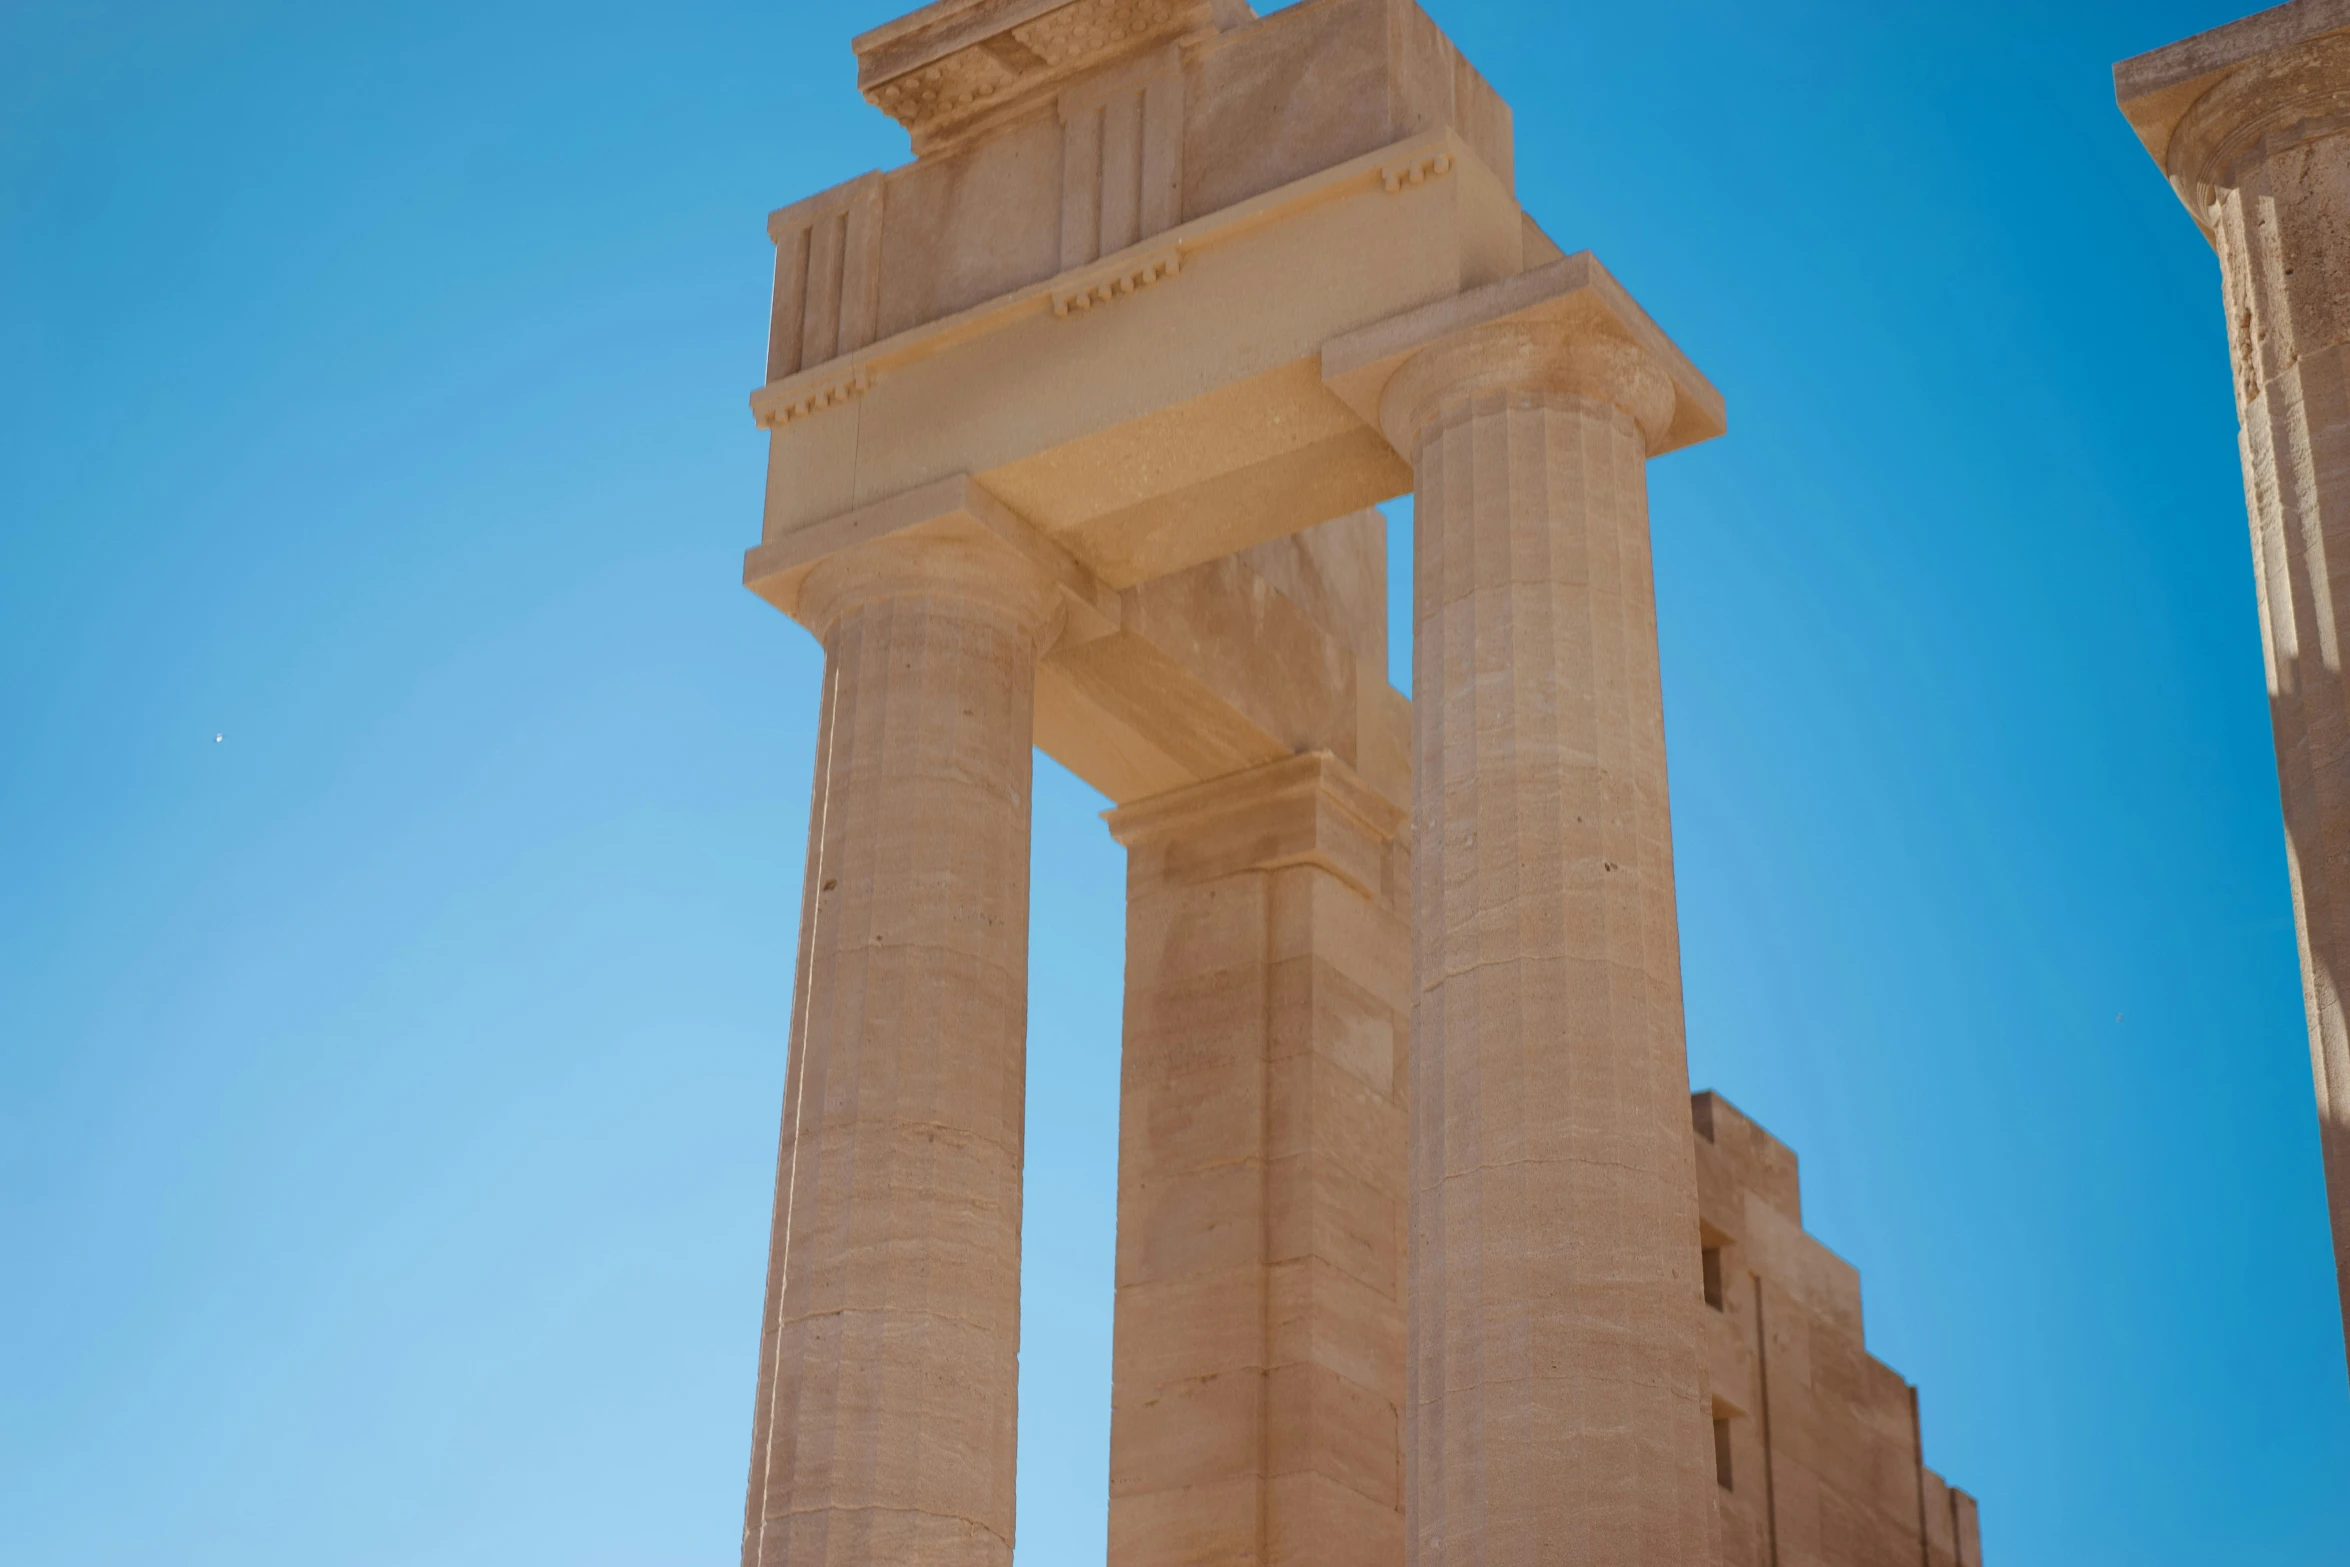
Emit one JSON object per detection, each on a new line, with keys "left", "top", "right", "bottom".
{"left": 1327, "top": 258, "right": 1726, "bottom": 1566}
{"left": 739, "top": 535, "right": 1061, "bottom": 1567}
{"left": 1104, "top": 753, "right": 1413, "bottom": 1567}
{"left": 2119, "top": 3, "right": 2350, "bottom": 1371}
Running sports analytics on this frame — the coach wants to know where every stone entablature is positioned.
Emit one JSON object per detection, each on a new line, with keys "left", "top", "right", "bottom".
{"left": 754, "top": 0, "right": 1524, "bottom": 590}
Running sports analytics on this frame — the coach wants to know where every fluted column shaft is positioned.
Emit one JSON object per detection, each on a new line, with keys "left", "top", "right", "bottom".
{"left": 1399, "top": 371, "right": 1715, "bottom": 1564}
{"left": 741, "top": 539, "right": 1059, "bottom": 1567}
{"left": 2165, "top": 30, "right": 2350, "bottom": 1367}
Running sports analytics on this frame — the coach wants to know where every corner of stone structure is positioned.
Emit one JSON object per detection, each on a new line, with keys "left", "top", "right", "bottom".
{"left": 1691, "top": 1087, "right": 1723, "bottom": 1143}
{"left": 1692, "top": 1093, "right": 1998, "bottom": 1558}
{"left": 1689, "top": 1089, "right": 1802, "bottom": 1224}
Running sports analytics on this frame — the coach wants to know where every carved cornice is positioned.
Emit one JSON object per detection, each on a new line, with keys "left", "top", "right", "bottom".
{"left": 856, "top": 0, "right": 1216, "bottom": 153}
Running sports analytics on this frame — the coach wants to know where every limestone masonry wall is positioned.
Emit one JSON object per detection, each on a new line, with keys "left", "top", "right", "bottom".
{"left": 1694, "top": 1092, "right": 1983, "bottom": 1567}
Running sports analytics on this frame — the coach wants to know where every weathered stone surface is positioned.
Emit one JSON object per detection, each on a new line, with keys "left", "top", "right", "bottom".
{"left": 754, "top": 0, "right": 1525, "bottom": 585}
{"left": 1348, "top": 271, "right": 1724, "bottom": 1567}
{"left": 1693, "top": 1093, "right": 1982, "bottom": 1567}
{"left": 739, "top": 536, "right": 1059, "bottom": 1567}
{"left": 2120, "top": 0, "right": 2350, "bottom": 1372}
{"left": 1106, "top": 751, "right": 1412, "bottom": 1567}
{"left": 737, "top": 3, "right": 1990, "bottom": 1563}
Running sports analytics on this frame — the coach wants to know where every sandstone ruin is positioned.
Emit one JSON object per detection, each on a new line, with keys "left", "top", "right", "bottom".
{"left": 736, "top": 1, "right": 1985, "bottom": 1562}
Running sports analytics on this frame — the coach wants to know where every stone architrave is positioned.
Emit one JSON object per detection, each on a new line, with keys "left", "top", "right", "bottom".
{"left": 1324, "top": 255, "right": 1727, "bottom": 1566}
{"left": 2119, "top": 0, "right": 2350, "bottom": 1372}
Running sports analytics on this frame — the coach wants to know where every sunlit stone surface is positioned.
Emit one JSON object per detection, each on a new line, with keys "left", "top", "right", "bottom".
{"left": 738, "top": 2, "right": 1985, "bottom": 1561}
{"left": 2120, "top": 0, "right": 2350, "bottom": 1378}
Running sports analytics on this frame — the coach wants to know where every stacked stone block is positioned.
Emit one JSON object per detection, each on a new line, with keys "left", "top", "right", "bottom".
{"left": 1694, "top": 1092, "right": 1982, "bottom": 1567}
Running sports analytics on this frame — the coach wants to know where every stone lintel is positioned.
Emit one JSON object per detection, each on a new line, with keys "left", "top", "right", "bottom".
{"left": 742, "top": 471, "right": 1118, "bottom": 641}
{"left": 1103, "top": 751, "right": 1404, "bottom": 896}
{"left": 1320, "top": 251, "right": 1726, "bottom": 457}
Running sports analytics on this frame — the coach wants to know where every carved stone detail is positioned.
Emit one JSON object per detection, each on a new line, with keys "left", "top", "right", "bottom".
{"left": 859, "top": 0, "right": 1205, "bottom": 152}
{"left": 1379, "top": 150, "right": 1454, "bottom": 193}
{"left": 754, "top": 367, "right": 875, "bottom": 430}
{"left": 1016, "top": 0, "right": 1181, "bottom": 66}
{"left": 766, "top": 177, "right": 884, "bottom": 384}
{"left": 865, "top": 48, "right": 1025, "bottom": 130}
{"left": 1058, "top": 47, "right": 1184, "bottom": 268}
{"left": 1049, "top": 246, "right": 1181, "bottom": 316}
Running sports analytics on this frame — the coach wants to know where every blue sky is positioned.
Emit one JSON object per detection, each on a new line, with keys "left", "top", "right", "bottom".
{"left": 3, "top": 1, "right": 2344, "bottom": 1562}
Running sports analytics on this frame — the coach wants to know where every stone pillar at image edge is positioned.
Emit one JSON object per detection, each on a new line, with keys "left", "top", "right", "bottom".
{"left": 738, "top": 536, "right": 1061, "bottom": 1567}
{"left": 1373, "top": 289, "right": 1723, "bottom": 1564}
{"left": 2119, "top": 4, "right": 2350, "bottom": 1373}
{"left": 1104, "top": 754, "right": 1414, "bottom": 1567}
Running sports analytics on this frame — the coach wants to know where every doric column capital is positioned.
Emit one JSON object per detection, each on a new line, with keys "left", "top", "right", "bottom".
{"left": 1376, "top": 325, "right": 1677, "bottom": 457}
{"left": 796, "top": 532, "right": 1065, "bottom": 646}
{"left": 2173, "top": 31, "right": 2350, "bottom": 191}
{"left": 743, "top": 472, "right": 1119, "bottom": 648}
{"left": 2119, "top": 4, "right": 2350, "bottom": 233}
{"left": 1321, "top": 252, "right": 1724, "bottom": 463}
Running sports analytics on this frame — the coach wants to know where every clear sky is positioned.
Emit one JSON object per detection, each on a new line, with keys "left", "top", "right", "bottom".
{"left": 4, "top": 0, "right": 2345, "bottom": 1562}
